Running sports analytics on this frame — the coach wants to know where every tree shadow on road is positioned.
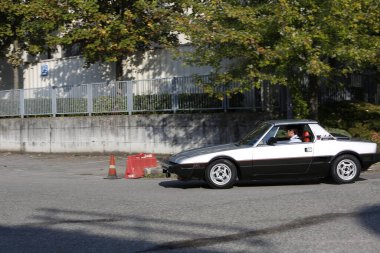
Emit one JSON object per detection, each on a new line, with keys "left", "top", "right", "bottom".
{"left": 357, "top": 204, "right": 380, "bottom": 237}
{"left": 0, "top": 207, "right": 271, "bottom": 253}
{"left": 0, "top": 225, "right": 152, "bottom": 253}
{"left": 1, "top": 204, "right": 379, "bottom": 253}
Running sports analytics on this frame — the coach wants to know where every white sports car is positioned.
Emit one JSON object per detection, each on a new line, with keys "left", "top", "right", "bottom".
{"left": 162, "top": 120, "right": 380, "bottom": 189}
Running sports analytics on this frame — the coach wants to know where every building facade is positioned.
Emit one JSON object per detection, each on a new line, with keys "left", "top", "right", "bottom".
{"left": 0, "top": 45, "right": 213, "bottom": 90}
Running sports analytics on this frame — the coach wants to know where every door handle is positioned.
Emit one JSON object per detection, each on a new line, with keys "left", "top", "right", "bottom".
{"left": 305, "top": 147, "right": 312, "bottom": 152}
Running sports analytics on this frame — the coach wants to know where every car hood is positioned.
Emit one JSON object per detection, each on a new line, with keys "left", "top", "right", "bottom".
{"left": 170, "top": 143, "right": 243, "bottom": 163}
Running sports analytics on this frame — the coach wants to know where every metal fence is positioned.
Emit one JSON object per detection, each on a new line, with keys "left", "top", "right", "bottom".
{"left": 0, "top": 75, "right": 285, "bottom": 118}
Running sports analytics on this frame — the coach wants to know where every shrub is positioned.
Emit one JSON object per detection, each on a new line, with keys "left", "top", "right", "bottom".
{"left": 319, "top": 101, "right": 380, "bottom": 146}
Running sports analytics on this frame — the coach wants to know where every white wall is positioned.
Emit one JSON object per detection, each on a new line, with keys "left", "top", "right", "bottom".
{"left": 124, "top": 47, "right": 212, "bottom": 80}
{"left": 21, "top": 46, "right": 213, "bottom": 89}
{"left": 23, "top": 56, "right": 116, "bottom": 89}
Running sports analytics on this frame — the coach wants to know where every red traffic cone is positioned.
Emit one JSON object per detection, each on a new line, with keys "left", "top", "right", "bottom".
{"left": 104, "top": 154, "right": 120, "bottom": 179}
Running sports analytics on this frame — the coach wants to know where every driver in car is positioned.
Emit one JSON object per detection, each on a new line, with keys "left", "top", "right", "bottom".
{"left": 286, "top": 128, "right": 302, "bottom": 143}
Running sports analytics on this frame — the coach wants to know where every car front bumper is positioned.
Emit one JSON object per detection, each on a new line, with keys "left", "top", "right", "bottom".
{"left": 161, "top": 161, "right": 206, "bottom": 180}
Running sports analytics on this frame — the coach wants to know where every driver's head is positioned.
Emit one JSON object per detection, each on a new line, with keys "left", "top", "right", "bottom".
{"left": 287, "top": 127, "right": 298, "bottom": 138}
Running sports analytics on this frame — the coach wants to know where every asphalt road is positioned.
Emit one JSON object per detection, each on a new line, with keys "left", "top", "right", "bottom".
{"left": 0, "top": 152, "right": 379, "bottom": 253}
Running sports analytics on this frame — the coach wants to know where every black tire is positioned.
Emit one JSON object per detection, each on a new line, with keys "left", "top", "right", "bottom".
{"left": 205, "top": 159, "right": 237, "bottom": 189}
{"left": 331, "top": 154, "right": 361, "bottom": 184}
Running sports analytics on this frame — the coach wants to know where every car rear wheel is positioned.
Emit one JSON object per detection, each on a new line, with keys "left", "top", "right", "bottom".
{"left": 205, "top": 159, "right": 237, "bottom": 189}
{"left": 331, "top": 154, "right": 361, "bottom": 184}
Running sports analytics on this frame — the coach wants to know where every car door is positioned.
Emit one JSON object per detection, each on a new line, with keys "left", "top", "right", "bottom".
{"left": 251, "top": 143, "right": 314, "bottom": 176}
{"left": 249, "top": 125, "right": 315, "bottom": 176}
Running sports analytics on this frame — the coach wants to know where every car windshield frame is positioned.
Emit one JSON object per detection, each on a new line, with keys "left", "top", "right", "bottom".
{"left": 238, "top": 122, "right": 273, "bottom": 146}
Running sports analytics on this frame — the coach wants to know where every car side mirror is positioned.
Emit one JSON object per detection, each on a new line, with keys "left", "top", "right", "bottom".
{"left": 267, "top": 137, "right": 277, "bottom": 145}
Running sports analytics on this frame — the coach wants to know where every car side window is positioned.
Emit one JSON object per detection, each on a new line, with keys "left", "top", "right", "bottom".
{"left": 302, "top": 125, "right": 315, "bottom": 142}
{"left": 275, "top": 125, "right": 307, "bottom": 144}
{"left": 275, "top": 127, "right": 288, "bottom": 140}
{"left": 260, "top": 124, "right": 317, "bottom": 146}
{"left": 274, "top": 126, "right": 293, "bottom": 143}
{"left": 259, "top": 126, "right": 279, "bottom": 145}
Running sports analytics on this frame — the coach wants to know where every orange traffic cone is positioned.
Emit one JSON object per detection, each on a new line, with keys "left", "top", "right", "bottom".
{"left": 104, "top": 154, "right": 120, "bottom": 179}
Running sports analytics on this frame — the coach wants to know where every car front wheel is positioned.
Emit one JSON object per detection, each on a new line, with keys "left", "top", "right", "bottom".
{"left": 331, "top": 154, "right": 361, "bottom": 184}
{"left": 205, "top": 159, "right": 237, "bottom": 189}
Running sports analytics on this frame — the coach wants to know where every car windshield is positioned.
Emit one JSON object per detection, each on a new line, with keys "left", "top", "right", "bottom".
{"left": 238, "top": 122, "right": 272, "bottom": 146}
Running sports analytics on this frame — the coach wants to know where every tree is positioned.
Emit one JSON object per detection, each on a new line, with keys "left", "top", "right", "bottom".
{"left": 0, "top": 0, "right": 65, "bottom": 89}
{"left": 50, "top": 0, "right": 182, "bottom": 80}
{"left": 174, "top": 0, "right": 380, "bottom": 119}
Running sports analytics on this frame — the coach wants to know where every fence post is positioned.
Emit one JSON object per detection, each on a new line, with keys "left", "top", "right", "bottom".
{"left": 51, "top": 86, "right": 57, "bottom": 117}
{"left": 127, "top": 81, "right": 134, "bottom": 115}
{"left": 87, "top": 83, "right": 93, "bottom": 116}
{"left": 222, "top": 84, "right": 228, "bottom": 112}
{"left": 286, "top": 87, "right": 293, "bottom": 119}
{"left": 20, "top": 89, "right": 25, "bottom": 118}
{"left": 252, "top": 88, "right": 256, "bottom": 112}
{"left": 171, "top": 77, "right": 178, "bottom": 113}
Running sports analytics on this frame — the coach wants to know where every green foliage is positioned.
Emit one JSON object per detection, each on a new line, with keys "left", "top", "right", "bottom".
{"left": 0, "top": 0, "right": 64, "bottom": 64}
{"left": 49, "top": 0, "right": 182, "bottom": 78}
{"left": 174, "top": 0, "right": 380, "bottom": 117}
{"left": 178, "top": 93, "right": 222, "bottom": 109}
{"left": 133, "top": 94, "right": 171, "bottom": 111}
{"left": 57, "top": 98, "right": 87, "bottom": 113}
{"left": 93, "top": 96, "right": 127, "bottom": 113}
{"left": 290, "top": 88, "right": 309, "bottom": 119}
{"left": 23, "top": 98, "right": 88, "bottom": 115}
{"left": 24, "top": 98, "right": 52, "bottom": 114}
{"left": 0, "top": 100, "right": 19, "bottom": 115}
{"left": 0, "top": 0, "right": 67, "bottom": 89}
{"left": 0, "top": 1, "right": 182, "bottom": 81}
{"left": 319, "top": 101, "right": 380, "bottom": 145}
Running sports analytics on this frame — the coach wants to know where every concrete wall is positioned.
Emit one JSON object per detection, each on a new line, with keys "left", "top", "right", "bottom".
{"left": 0, "top": 113, "right": 265, "bottom": 154}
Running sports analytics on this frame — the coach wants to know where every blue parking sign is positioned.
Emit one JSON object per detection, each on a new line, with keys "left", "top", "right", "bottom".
{"left": 41, "top": 64, "right": 48, "bottom": 76}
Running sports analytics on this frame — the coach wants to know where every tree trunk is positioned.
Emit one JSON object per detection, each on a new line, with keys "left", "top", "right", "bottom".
{"left": 115, "top": 58, "right": 123, "bottom": 81}
{"left": 13, "top": 66, "right": 20, "bottom": 90}
{"left": 308, "top": 75, "right": 319, "bottom": 120}
{"left": 12, "top": 40, "right": 21, "bottom": 89}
